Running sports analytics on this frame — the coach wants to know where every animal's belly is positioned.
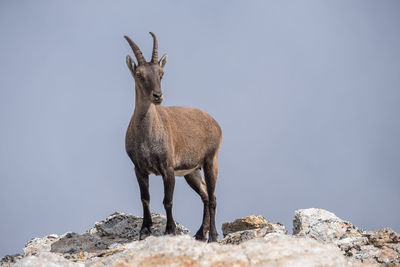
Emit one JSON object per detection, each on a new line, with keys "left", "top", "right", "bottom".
{"left": 174, "top": 166, "right": 199, "bottom": 177}
{"left": 146, "top": 166, "right": 200, "bottom": 177}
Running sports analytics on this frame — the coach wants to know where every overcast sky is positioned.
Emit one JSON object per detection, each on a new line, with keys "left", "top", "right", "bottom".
{"left": 1, "top": 1, "right": 399, "bottom": 257}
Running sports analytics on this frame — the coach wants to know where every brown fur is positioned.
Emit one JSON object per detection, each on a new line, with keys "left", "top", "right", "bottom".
{"left": 124, "top": 33, "right": 222, "bottom": 242}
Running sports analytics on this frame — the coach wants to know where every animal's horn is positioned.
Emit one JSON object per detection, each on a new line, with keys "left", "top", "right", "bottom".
{"left": 124, "top": 35, "right": 146, "bottom": 65}
{"left": 149, "top": 32, "right": 158, "bottom": 63}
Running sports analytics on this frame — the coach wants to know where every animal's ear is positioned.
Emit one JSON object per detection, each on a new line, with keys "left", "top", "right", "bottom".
{"left": 159, "top": 53, "right": 167, "bottom": 68}
{"left": 126, "top": 55, "right": 136, "bottom": 75}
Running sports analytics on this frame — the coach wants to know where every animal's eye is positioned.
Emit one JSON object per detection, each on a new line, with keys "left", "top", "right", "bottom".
{"left": 160, "top": 72, "right": 164, "bottom": 79}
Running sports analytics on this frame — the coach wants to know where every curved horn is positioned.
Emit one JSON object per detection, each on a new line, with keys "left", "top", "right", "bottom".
{"left": 124, "top": 35, "right": 146, "bottom": 65}
{"left": 149, "top": 32, "right": 158, "bottom": 63}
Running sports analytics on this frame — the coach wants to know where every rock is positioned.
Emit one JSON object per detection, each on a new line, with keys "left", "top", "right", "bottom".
{"left": 51, "top": 233, "right": 109, "bottom": 254}
{"left": 364, "top": 228, "right": 400, "bottom": 247}
{"left": 3, "top": 209, "right": 399, "bottom": 266}
{"left": 244, "top": 234, "right": 351, "bottom": 267}
{"left": 220, "top": 224, "right": 287, "bottom": 245}
{"left": 49, "top": 212, "right": 189, "bottom": 254}
{"left": 221, "top": 215, "right": 285, "bottom": 237}
{"left": 293, "top": 208, "right": 400, "bottom": 265}
{"left": 293, "top": 208, "right": 368, "bottom": 255}
{"left": 87, "top": 234, "right": 349, "bottom": 267}
{"left": 293, "top": 208, "right": 364, "bottom": 243}
{"left": 386, "top": 243, "right": 400, "bottom": 254}
{"left": 0, "top": 254, "right": 23, "bottom": 267}
{"left": 15, "top": 252, "right": 84, "bottom": 267}
{"left": 24, "top": 234, "right": 60, "bottom": 255}
{"left": 3, "top": 212, "right": 188, "bottom": 266}
{"left": 349, "top": 245, "right": 383, "bottom": 264}
{"left": 375, "top": 246, "right": 399, "bottom": 264}
{"left": 91, "top": 212, "right": 189, "bottom": 239}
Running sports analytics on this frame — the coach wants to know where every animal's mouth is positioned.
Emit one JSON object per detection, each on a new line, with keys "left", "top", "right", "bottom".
{"left": 153, "top": 99, "right": 163, "bottom": 105}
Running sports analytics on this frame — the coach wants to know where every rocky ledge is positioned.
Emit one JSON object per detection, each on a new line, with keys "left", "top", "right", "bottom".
{"left": 1, "top": 209, "right": 399, "bottom": 266}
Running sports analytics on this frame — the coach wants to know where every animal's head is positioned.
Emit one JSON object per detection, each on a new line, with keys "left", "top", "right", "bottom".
{"left": 125, "top": 32, "right": 168, "bottom": 105}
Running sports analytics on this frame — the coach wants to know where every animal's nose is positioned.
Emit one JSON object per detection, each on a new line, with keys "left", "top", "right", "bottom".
{"left": 153, "top": 92, "right": 162, "bottom": 99}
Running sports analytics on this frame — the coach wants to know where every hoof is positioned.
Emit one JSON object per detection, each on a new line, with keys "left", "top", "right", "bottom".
{"left": 139, "top": 227, "right": 151, "bottom": 240}
{"left": 194, "top": 234, "right": 207, "bottom": 241}
{"left": 164, "top": 225, "right": 176, "bottom": 235}
{"left": 208, "top": 233, "right": 218, "bottom": 243}
{"left": 194, "top": 228, "right": 208, "bottom": 241}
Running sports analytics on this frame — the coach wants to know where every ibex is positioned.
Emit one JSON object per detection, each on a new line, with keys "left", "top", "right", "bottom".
{"left": 124, "top": 32, "right": 222, "bottom": 242}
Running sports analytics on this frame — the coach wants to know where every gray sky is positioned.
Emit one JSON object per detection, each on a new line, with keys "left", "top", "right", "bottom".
{"left": 1, "top": 1, "right": 399, "bottom": 257}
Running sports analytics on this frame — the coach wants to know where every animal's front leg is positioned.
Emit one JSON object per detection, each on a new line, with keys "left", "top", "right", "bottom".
{"left": 162, "top": 167, "right": 176, "bottom": 235}
{"left": 135, "top": 168, "right": 152, "bottom": 240}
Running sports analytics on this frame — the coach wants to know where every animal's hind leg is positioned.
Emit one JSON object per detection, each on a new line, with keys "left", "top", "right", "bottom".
{"left": 184, "top": 169, "right": 210, "bottom": 241}
{"left": 203, "top": 154, "right": 219, "bottom": 242}
{"left": 135, "top": 168, "right": 152, "bottom": 240}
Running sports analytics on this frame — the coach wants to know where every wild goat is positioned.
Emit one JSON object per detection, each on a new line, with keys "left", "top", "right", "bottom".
{"left": 124, "top": 32, "right": 222, "bottom": 242}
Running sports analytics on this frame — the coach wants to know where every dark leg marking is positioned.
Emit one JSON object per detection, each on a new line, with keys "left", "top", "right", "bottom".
{"left": 162, "top": 167, "right": 176, "bottom": 235}
{"left": 203, "top": 155, "right": 219, "bottom": 242}
{"left": 135, "top": 167, "right": 152, "bottom": 240}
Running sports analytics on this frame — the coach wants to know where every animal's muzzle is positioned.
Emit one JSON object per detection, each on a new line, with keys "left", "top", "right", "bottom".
{"left": 152, "top": 92, "right": 163, "bottom": 104}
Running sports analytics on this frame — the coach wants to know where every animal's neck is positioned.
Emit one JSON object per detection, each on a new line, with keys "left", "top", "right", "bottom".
{"left": 133, "top": 85, "right": 158, "bottom": 132}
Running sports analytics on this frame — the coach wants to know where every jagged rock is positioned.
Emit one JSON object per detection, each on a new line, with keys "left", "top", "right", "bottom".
{"left": 49, "top": 212, "right": 189, "bottom": 254}
{"left": 51, "top": 233, "right": 109, "bottom": 254}
{"left": 91, "top": 212, "right": 189, "bottom": 239}
{"left": 221, "top": 215, "right": 285, "bottom": 237}
{"left": 15, "top": 252, "right": 84, "bottom": 267}
{"left": 2, "top": 212, "right": 188, "bottom": 266}
{"left": 23, "top": 234, "right": 60, "bottom": 255}
{"left": 293, "top": 208, "right": 400, "bottom": 265}
{"left": 87, "top": 234, "right": 349, "bottom": 267}
{"left": 220, "top": 224, "right": 287, "bottom": 245}
{"left": 293, "top": 208, "right": 368, "bottom": 255}
{"left": 293, "top": 208, "right": 364, "bottom": 243}
{"left": 0, "top": 254, "right": 23, "bottom": 267}
{"left": 364, "top": 228, "right": 400, "bottom": 247}
{"left": 3, "top": 209, "right": 399, "bottom": 266}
